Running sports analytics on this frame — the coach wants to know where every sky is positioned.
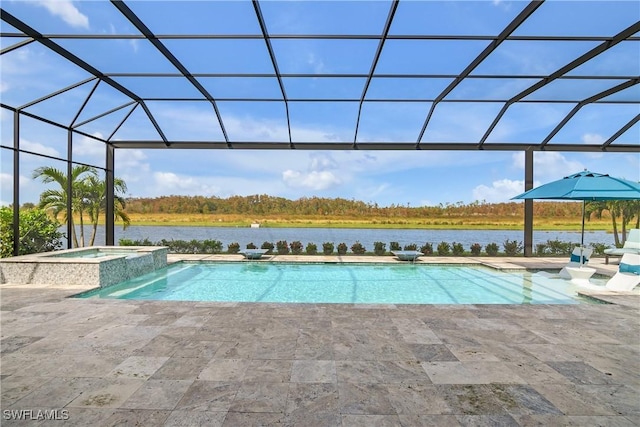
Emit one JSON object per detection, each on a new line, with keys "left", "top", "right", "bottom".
{"left": 1, "top": 0, "right": 639, "bottom": 208}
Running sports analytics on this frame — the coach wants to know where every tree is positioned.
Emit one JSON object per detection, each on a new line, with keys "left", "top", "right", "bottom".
{"left": 586, "top": 200, "right": 640, "bottom": 247}
{"left": 32, "top": 166, "right": 129, "bottom": 247}
{"left": 0, "top": 206, "right": 63, "bottom": 257}
{"left": 33, "top": 165, "right": 95, "bottom": 247}
{"left": 83, "top": 174, "right": 130, "bottom": 246}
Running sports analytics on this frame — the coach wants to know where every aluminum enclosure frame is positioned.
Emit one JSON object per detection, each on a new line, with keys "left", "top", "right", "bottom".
{"left": 1, "top": 0, "right": 639, "bottom": 256}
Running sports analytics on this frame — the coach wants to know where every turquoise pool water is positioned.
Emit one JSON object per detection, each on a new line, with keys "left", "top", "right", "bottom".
{"left": 76, "top": 262, "right": 602, "bottom": 304}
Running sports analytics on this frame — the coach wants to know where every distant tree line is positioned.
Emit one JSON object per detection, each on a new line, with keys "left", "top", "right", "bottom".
{"left": 124, "top": 194, "right": 588, "bottom": 219}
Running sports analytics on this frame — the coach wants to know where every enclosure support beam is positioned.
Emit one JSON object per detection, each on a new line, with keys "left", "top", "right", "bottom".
{"left": 67, "top": 131, "right": 73, "bottom": 249}
{"left": 12, "top": 111, "right": 20, "bottom": 256}
{"left": 106, "top": 145, "right": 115, "bottom": 246}
{"left": 524, "top": 149, "right": 534, "bottom": 257}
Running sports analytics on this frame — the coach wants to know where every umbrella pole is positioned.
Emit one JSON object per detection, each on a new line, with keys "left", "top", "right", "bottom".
{"left": 580, "top": 200, "right": 585, "bottom": 266}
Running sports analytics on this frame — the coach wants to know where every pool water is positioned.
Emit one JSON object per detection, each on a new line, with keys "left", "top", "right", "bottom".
{"left": 76, "top": 262, "right": 603, "bottom": 304}
{"left": 50, "top": 248, "right": 141, "bottom": 258}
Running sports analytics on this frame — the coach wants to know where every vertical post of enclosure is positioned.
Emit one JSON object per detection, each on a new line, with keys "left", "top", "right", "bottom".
{"left": 66, "top": 130, "right": 73, "bottom": 249}
{"left": 12, "top": 111, "right": 20, "bottom": 256}
{"left": 106, "top": 144, "right": 115, "bottom": 246}
{"left": 524, "top": 148, "right": 534, "bottom": 257}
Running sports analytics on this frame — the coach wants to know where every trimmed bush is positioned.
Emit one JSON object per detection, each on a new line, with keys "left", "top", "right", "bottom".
{"left": 202, "top": 240, "right": 223, "bottom": 253}
{"left": 485, "top": 242, "right": 499, "bottom": 256}
{"left": 119, "top": 238, "right": 153, "bottom": 246}
{"left": 290, "top": 240, "right": 303, "bottom": 255}
{"left": 306, "top": 242, "right": 318, "bottom": 255}
{"left": 390, "top": 241, "right": 401, "bottom": 251}
{"left": 535, "top": 243, "right": 548, "bottom": 255}
{"left": 276, "top": 240, "right": 290, "bottom": 255}
{"left": 323, "top": 242, "right": 334, "bottom": 255}
{"left": 546, "top": 239, "right": 572, "bottom": 255}
{"left": 227, "top": 242, "right": 240, "bottom": 254}
{"left": 470, "top": 243, "right": 482, "bottom": 256}
{"left": 503, "top": 239, "right": 523, "bottom": 256}
{"left": 404, "top": 243, "right": 418, "bottom": 251}
{"left": 589, "top": 242, "right": 608, "bottom": 255}
{"left": 420, "top": 243, "right": 433, "bottom": 255}
{"left": 452, "top": 242, "right": 464, "bottom": 256}
{"left": 351, "top": 241, "right": 366, "bottom": 255}
{"left": 246, "top": 242, "right": 257, "bottom": 249}
{"left": 261, "top": 241, "right": 274, "bottom": 254}
{"left": 373, "top": 241, "right": 386, "bottom": 256}
{"left": 337, "top": 242, "right": 348, "bottom": 255}
{"left": 437, "top": 241, "right": 451, "bottom": 256}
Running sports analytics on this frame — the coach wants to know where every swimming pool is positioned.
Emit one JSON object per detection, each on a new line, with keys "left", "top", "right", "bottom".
{"left": 76, "top": 262, "right": 603, "bottom": 304}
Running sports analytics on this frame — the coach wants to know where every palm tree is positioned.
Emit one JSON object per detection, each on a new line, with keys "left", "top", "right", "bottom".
{"left": 83, "top": 174, "right": 130, "bottom": 246}
{"left": 586, "top": 200, "right": 640, "bottom": 247}
{"left": 32, "top": 165, "right": 96, "bottom": 247}
{"left": 33, "top": 166, "right": 129, "bottom": 247}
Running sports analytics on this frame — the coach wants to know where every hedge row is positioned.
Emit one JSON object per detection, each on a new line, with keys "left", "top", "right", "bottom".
{"left": 119, "top": 238, "right": 608, "bottom": 256}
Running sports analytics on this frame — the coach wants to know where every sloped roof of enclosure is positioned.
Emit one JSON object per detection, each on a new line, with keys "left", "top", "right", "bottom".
{"left": 1, "top": 0, "right": 639, "bottom": 152}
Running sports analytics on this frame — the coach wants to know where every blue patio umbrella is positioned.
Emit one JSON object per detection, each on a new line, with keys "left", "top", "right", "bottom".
{"left": 512, "top": 170, "right": 640, "bottom": 260}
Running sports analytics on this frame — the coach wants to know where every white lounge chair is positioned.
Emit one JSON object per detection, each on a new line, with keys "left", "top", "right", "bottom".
{"left": 559, "top": 246, "right": 594, "bottom": 279}
{"left": 604, "top": 229, "right": 640, "bottom": 264}
{"left": 578, "top": 253, "right": 640, "bottom": 292}
{"left": 392, "top": 250, "right": 423, "bottom": 261}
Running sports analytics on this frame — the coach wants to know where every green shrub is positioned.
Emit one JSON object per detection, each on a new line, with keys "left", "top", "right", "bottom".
{"left": 202, "top": 239, "right": 223, "bottom": 253}
{"left": 420, "top": 243, "right": 433, "bottom": 255}
{"left": 246, "top": 242, "right": 257, "bottom": 249}
{"left": 351, "top": 241, "right": 366, "bottom": 255}
{"left": 452, "top": 242, "right": 464, "bottom": 255}
{"left": 590, "top": 242, "right": 608, "bottom": 255}
{"left": 276, "top": 240, "right": 289, "bottom": 255}
{"left": 119, "top": 238, "right": 154, "bottom": 246}
{"left": 546, "top": 239, "right": 572, "bottom": 255}
{"left": 0, "top": 207, "right": 63, "bottom": 257}
{"left": 437, "top": 241, "right": 451, "bottom": 256}
{"left": 404, "top": 243, "right": 418, "bottom": 251}
{"left": 323, "top": 242, "right": 334, "bottom": 255}
{"left": 485, "top": 242, "right": 499, "bottom": 256}
{"left": 306, "top": 242, "right": 317, "bottom": 255}
{"left": 535, "top": 243, "right": 548, "bottom": 255}
{"left": 390, "top": 241, "right": 401, "bottom": 251}
{"left": 159, "top": 239, "right": 201, "bottom": 253}
{"left": 503, "top": 239, "right": 523, "bottom": 256}
{"left": 470, "top": 243, "right": 482, "bottom": 256}
{"left": 373, "top": 241, "right": 386, "bottom": 256}
{"left": 290, "top": 240, "right": 303, "bottom": 255}
{"left": 227, "top": 242, "right": 240, "bottom": 254}
{"left": 261, "top": 241, "right": 274, "bottom": 254}
{"left": 337, "top": 242, "right": 348, "bottom": 255}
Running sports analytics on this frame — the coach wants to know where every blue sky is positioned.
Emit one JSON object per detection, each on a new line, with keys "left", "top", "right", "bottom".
{"left": 1, "top": 0, "right": 638, "bottom": 207}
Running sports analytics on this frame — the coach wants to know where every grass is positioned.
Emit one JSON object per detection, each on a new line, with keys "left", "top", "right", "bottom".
{"left": 118, "top": 213, "right": 613, "bottom": 232}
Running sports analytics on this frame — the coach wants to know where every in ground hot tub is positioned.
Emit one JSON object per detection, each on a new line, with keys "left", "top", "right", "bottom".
{"left": 0, "top": 246, "right": 168, "bottom": 288}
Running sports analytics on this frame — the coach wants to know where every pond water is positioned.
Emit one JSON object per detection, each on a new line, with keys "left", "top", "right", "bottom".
{"left": 68, "top": 226, "right": 613, "bottom": 250}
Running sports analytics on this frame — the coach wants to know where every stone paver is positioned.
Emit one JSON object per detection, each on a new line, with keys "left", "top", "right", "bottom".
{"left": 0, "top": 256, "right": 638, "bottom": 425}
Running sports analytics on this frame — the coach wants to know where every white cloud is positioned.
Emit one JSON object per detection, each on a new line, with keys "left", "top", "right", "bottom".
{"left": 20, "top": 139, "right": 59, "bottom": 158}
{"left": 582, "top": 133, "right": 605, "bottom": 145}
{"left": 35, "top": 0, "right": 89, "bottom": 29}
{"left": 512, "top": 151, "right": 584, "bottom": 181}
{"left": 74, "top": 133, "right": 107, "bottom": 158}
{"left": 282, "top": 170, "right": 341, "bottom": 191}
{"left": 472, "top": 179, "right": 532, "bottom": 203}
{"left": 307, "top": 52, "right": 326, "bottom": 74}
{"left": 152, "top": 172, "right": 221, "bottom": 196}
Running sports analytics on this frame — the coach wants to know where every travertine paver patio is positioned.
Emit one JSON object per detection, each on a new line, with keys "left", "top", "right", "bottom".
{"left": 1, "top": 256, "right": 638, "bottom": 426}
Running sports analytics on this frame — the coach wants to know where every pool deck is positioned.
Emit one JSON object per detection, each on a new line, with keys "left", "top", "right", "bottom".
{"left": 1, "top": 256, "right": 638, "bottom": 426}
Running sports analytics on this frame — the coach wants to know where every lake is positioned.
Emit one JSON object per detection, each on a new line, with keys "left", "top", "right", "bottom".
{"left": 71, "top": 225, "right": 614, "bottom": 250}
